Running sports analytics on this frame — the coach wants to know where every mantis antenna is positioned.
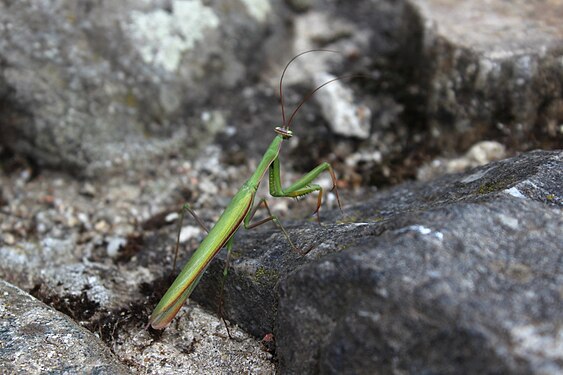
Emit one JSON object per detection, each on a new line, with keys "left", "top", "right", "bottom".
{"left": 278, "top": 49, "right": 341, "bottom": 128}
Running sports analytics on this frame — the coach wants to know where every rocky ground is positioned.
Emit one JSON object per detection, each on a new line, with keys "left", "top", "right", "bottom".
{"left": 0, "top": 0, "right": 561, "bottom": 374}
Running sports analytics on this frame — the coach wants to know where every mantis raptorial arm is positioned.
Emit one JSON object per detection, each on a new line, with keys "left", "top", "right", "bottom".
{"left": 269, "top": 158, "right": 342, "bottom": 222}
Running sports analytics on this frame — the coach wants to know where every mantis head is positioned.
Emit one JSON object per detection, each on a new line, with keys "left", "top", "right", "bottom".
{"left": 274, "top": 126, "right": 293, "bottom": 139}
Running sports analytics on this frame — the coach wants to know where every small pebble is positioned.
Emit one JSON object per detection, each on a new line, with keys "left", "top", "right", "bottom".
{"left": 3, "top": 233, "right": 15, "bottom": 245}
{"left": 95, "top": 220, "right": 110, "bottom": 232}
{"left": 107, "top": 237, "right": 127, "bottom": 258}
{"left": 80, "top": 183, "right": 97, "bottom": 197}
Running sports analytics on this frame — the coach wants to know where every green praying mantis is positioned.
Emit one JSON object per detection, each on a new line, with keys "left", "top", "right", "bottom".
{"left": 149, "top": 50, "right": 350, "bottom": 330}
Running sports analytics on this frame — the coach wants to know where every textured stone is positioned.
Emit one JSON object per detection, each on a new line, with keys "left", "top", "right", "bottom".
{"left": 287, "top": 0, "right": 562, "bottom": 182}
{"left": 0, "top": 0, "right": 276, "bottom": 175}
{"left": 0, "top": 1, "right": 561, "bottom": 373}
{"left": 274, "top": 150, "right": 562, "bottom": 374}
{"left": 0, "top": 279, "right": 131, "bottom": 375}
{"left": 411, "top": 0, "right": 563, "bottom": 151}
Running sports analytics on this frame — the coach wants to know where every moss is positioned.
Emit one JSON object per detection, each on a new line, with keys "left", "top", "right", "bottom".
{"left": 253, "top": 267, "right": 279, "bottom": 285}
{"left": 476, "top": 181, "right": 506, "bottom": 195}
{"left": 371, "top": 215, "right": 385, "bottom": 222}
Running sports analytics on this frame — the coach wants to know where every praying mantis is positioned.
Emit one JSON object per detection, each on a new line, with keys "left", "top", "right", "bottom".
{"left": 149, "top": 50, "right": 349, "bottom": 330}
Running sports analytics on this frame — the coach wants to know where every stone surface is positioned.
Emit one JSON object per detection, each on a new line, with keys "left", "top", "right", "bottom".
{"left": 116, "top": 301, "right": 275, "bottom": 375}
{"left": 0, "top": 242, "right": 276, "bottom": 374}
{"left": 417, "top": 141, "right": 507, "bottom": 181}
{"left": 0, "top": 279, "right": 131, "bottom": 374}
{"left": 1, "top": 0, "right": 560, "bottom": 182}
{"left": 1, "top": 147, "right": 559, "bottom": 374}
{"left": 172, "top": 150, "right": 563, "bottom": 373}
{"left": 285, "top": 0, "right": 562, "bottom": 184}
{"left": 0, "top": 0, "right": 277, "bottom": 175}
{"left": 0, "top": 145, "right": 278, "bottom": 374}
{"left": 411, "top": 0, "right": 563, "bottom": 151}
{"left": 0, "top": 0, "right": 561, "bottom": 373}
{"left": 274, "top": 150, "right": 562, "bottom": 374}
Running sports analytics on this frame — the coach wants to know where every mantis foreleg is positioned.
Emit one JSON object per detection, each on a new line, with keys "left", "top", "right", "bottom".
{"left": 269, "top": 158, "right": 341, "bottom": 222}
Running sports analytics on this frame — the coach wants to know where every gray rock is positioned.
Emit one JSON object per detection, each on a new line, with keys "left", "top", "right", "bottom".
{"left": 417, "top": 141, "right": 507, "bottom": 181}
{"left": 0, "top": 0, "right": 561, "bottom": 372}
{"left": 313, "top": 72, "right": 372, "bottom": 139}
{"left": 274, "top": 150, "right": 562, "bottom": 374}
{"left": 0, "top": 279, "right": 131, "bottom": 374}
{"left": 1, "top": 148, "right": 558, "bottom": 374}
{"left": 0, "top": 145, "right": 559, "bottom": 373}
{"left": 0, "top": 0, "right": 277, "bottom": 175}
{"left": 287, "top": 0, "right": 562, "bottom": 181}
{"left": 411, "top": 0, "right": 563, "bottom": 151}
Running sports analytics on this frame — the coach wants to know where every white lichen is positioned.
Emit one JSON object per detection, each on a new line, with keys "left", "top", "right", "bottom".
{"left": 126, "top": 1, "right": 219, "bottom": 72}
{"left": 240, "top": 0, "right": 271, "bottom": 22}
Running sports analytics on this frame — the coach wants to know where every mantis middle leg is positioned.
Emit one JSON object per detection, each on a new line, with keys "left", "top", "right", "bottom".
{"left": 173, "top": 203, "right": 210, "bottom": 271}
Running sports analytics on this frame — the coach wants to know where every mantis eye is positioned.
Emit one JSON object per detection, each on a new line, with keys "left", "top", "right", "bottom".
{"left": 274, "top": 127, "right": 293, "bottom": 139}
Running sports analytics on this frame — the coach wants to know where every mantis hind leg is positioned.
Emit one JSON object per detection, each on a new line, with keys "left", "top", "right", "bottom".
{"left": 218, "top": 237, "right": 235, "bottom": 339}
{"left": 244, "top": 198, "right": 300, "bottom": 252}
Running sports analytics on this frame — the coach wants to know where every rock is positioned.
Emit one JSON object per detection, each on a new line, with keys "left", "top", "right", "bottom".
{"left": 285, "top": 0, "right": 313, "bottom": 13}
{"left": 0, "top": 0, "right": 278, "bottom": 175}
{"left": 287, "top": 0, "right": 563, "bottom": 184}
{"left": 0, "top": 0, "right": 561, "bottom": 372}
{"left": 115, "top": 301, "right": 276, "bottom": 375}
{"left": 411, "top": 0, "right": 563, "bottom": 151}
{"left": 417, "top": 140, "right": 507, "bottom": 181}
{"left": 274, "top": 150, "right": 562, "bottom": 374}
{"left": 0, "top": 222, "right": 276, "bottom": 374}
{"left": 1, "top": 148, "right": 558, "bottom": 374}
{"left": 313, "top": 72, "right": 372, "bottom": 139}
{"left": 0, "top": 279, "right": 131, "bottom": 374}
